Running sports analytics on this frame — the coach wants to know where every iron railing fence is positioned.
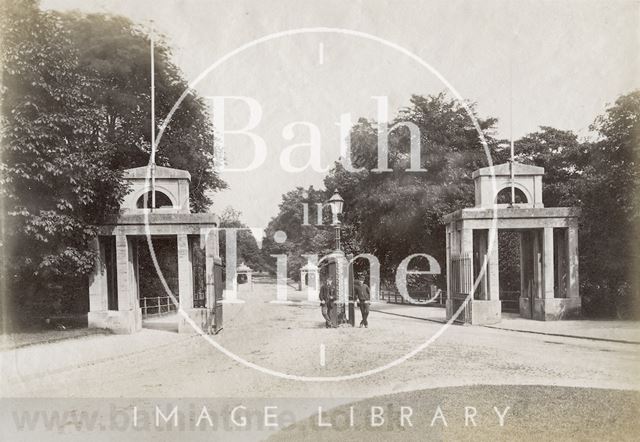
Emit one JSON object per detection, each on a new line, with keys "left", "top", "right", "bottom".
{"left": 140, "top": 296, "right": 178, "bottom": 318}
{"left": 450, "top": 253, "right": 473, "bottom": 296}
{"left": 379, "top": 287, "right": 446, "bottom": 306}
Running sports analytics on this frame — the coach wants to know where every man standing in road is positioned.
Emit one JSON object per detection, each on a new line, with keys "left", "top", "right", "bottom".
{"left": 319, "top": 278, "right": 337, "bottom": 328}
{"left": 355, "top": 274, "right": 371, "bottom": 328}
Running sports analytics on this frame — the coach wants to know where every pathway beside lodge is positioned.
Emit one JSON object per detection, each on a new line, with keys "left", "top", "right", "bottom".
{"left": 370, "top": 303, "right": 640, "bottom": 343}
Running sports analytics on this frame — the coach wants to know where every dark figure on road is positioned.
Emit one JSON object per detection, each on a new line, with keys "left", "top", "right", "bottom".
{"left": 355, "top": 275, "right": 371, "bottom": 328}
{"left": 319, "top": 278, "right": 337, "bottom": 328}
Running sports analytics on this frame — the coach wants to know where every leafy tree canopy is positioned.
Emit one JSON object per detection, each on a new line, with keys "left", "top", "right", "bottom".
{"left": 262, "top": 186, "right": 334, "bottom": 280}
{"left": 219, "top": 207, "right": 267, "bottom": 272}
{"left": 0, "top": 0, "right": 225, "bottom": 318}
{"left": 263, "top": 90, "right": 640, "bottom": 317}
{"left": 324, "top": 93, "right": 500, "bottom": 281}
{"left": 261, "top": 94, "right": 500, "bottom": 282}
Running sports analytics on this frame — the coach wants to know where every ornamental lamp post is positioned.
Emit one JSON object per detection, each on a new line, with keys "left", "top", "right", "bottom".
{"left": 328, "top": 191, "right": 344, "bottom": 251}
{"left": 327, "top": 191, "right": 348, "bottom": 325}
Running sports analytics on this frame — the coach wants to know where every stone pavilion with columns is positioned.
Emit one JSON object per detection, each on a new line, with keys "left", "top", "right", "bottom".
{"left": 87, "top": 166, "right": 223, "bottom": 334}
{"left": 444, "top": 162, "right": 580, "bottom": 325}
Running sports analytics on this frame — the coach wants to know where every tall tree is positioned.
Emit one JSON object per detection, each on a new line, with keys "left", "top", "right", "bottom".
{"left": 495, "top": 126, "right": 586, "bottom": 207}
{"left": 60, "top": 11, "right": 226, "bottom": 212}
{"left": 0, "top": 1, "right": 225, "bottom": 323}
{"left": 578, "top": 91, "right": 640, "bottom": 317}
{"left": 262, "top": 94, "right": 500, "bottom": 284}
{"left": 323, "top": 93, "right": 500, "bottom": 282}
{"left": 1, "top": 0, "right": 127, "bottom": 319}
{"left": 504, "top": 98, "right": 639, "bottom": 317}
{"left": 219, "top": 207, "right": 267, "bottom": 272}
{"left": 262, "top": 186, "right": 334, "bottom": 280}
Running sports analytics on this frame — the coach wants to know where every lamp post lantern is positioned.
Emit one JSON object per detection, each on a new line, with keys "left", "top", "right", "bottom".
{"left": 328, "top": 191, "right": 344, "bottom": 251}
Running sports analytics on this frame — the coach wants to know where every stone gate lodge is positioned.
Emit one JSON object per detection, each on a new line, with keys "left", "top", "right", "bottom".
{"left": 444, "top": 162, "right": 580, "bottom": 325}
{"left": 87, "top": 166, "right": 223, "bottom": 334}
{"left": 85, "top": 162, "right": 581, "bottom": 333}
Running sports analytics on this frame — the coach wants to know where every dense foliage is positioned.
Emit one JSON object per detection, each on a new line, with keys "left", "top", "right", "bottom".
{"left": 575, "top": 92, "right": 640, "bottom": 317}
{"left": 0, "top": 0, "right": 224, "bottom": 324}
{"left": 219, "top": 207, "right": 267, "bottom": 272}
{"left": 262, "top": 186, "right": 335, "bottom": 280}
{"left": 263, "top": 92, "right": 639, "bottom": 318}
{"left": 264, "top": 94, "right": 500, "bottom": 284}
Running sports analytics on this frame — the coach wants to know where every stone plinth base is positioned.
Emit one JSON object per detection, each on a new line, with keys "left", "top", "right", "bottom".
{"left": 470, "top": 300, "right": 501, "bottom": 325}
{"left": 269, "top": 300, "right": 296, "bottom": 305}
{"left": 446, "top": 298, "right": 454, "bottom": 319}
{"left": 446, "top": 298, "right": 501, "bottom": 325}
{"left": 519, "top": 297, "right": 533, "bottom": 319}
{"left": 532, "top": 297, "right": 581, "bottom": 321}
{"left": 178, "top": 308, "right": 214, "bottom": 334}
{"left": 88, "top": 308, "right": 142, "bottom": 334}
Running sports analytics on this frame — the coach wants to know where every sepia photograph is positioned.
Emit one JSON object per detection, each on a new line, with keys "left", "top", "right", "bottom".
{"left": 0, "top": 0, "right": 639, "bottom": 440}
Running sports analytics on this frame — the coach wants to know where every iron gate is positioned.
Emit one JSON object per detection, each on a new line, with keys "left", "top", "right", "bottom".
{"left": 450, "top": 254, "right": 473, "bottom": 324}
{"left": 211, "top": 261, "right": 224, "bottom": 334}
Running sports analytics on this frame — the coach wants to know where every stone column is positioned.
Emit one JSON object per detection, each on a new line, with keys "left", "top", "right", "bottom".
{"left": 88, "top": 237, "right": 107, "bottom": 312}
{"left": 130, "top": 238, "right": 138, "bottom": 304}
{"left": 116, "top": 234, "right": 132, "bottom": 311}
{"left": 204, "top": 229, "right": 217, "bottom": 309}
{"left": 460, "top": 228, "right": 473, "bottom": 255}
{"left": 445, "top": 225, "right": 451, "bottom": 301}
{"left": 533, "top": 230, "right": 543, "bottom": 299}
{"left": 543, "top": 227, "right": 555, "bottom": 299}
{"left": 177, "top": 234, "right": 193, "bottom": 310}
{"left": 104, "top": 234, "right": 141, "bottom": 333}
{"left": 445, "top": 224, "right": 453, "bottom": 319}
{"left": 487, "top": 228, "right": 500, "bottom": 301}
{"left": 472, "top": 229, "right": 487, "bottom": 300}
{"left": 555, "top": 229, "right": 567, "bottom": 298}
{"left": 567, "top": 226, "right": 579, "bottom": 298}
{"left": 224, "top": 229, "right": 239, "bottom": 302}
{"left": 519, "top": 232, "right": 527, "bottom": 297}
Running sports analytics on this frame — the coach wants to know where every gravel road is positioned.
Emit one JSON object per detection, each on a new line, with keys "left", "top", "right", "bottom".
{"left": 3, "top": 279, "right": 638, "bottom": 399}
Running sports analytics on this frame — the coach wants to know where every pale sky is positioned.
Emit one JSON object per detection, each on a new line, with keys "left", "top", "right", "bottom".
{"left": 43, "top": 0, "right": 640, "bottom": 229}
